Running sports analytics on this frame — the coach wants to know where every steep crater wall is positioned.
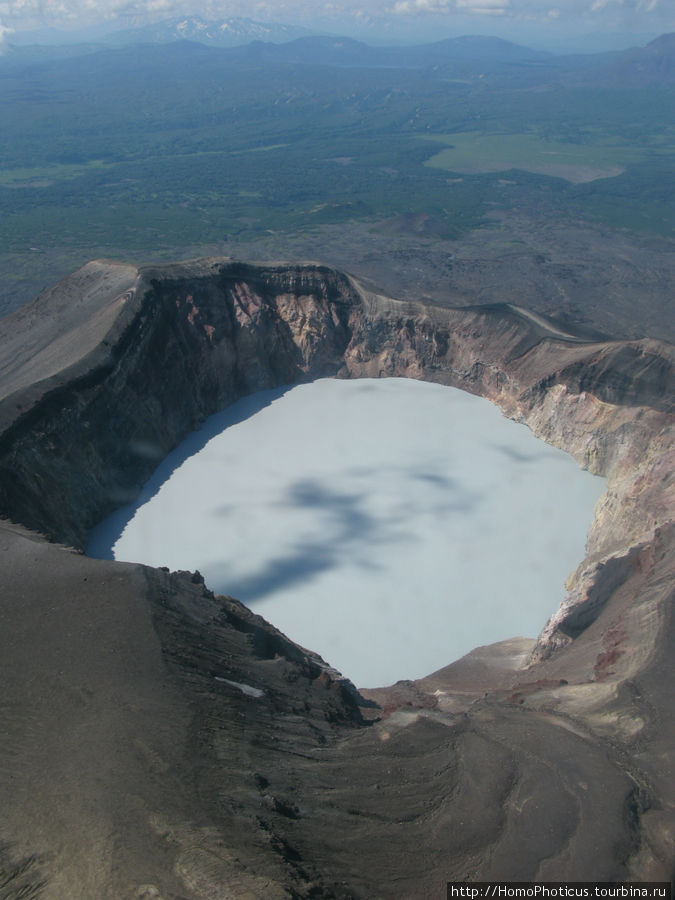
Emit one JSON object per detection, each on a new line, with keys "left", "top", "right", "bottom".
{"left": 0, "top": 257, "right": 673, "bottom": 891}
{"left": 0, "top": 258, "right": 672, "bottom": 663}
{"left": 0, "top": 261, "right": 358, "bottom": 550}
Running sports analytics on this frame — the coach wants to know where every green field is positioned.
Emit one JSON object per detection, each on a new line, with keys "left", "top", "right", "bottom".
{"left": 0, "top": 159, "right": 114, "bottom": 187}
{"left": 422, "top": 130, "right": 665, "bottom": 183}
{"left": 0, "top": 44, "right": 673, "bottom": 316}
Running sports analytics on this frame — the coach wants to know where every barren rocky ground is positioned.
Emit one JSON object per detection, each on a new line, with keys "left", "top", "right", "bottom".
{"left": 4, "top": 214, "right": 675, "bottom": 345}
{"left": 0, "top": 258, "right": 672, "bottom": 897}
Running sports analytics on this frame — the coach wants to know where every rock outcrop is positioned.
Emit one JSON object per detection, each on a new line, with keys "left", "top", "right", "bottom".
{"left": 0, "top": 258, "right": 672, "bottom": 897}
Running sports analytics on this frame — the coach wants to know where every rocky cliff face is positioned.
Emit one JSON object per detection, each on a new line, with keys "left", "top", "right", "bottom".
{"left": 0, "top": 260, "right": 360, "bottom": 549}
{"left": 0, "top": 258, "right": 672, "bottom": 896}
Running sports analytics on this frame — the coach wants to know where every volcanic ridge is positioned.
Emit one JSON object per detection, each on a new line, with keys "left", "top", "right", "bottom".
{"left": 0, "top": 257, "right": 673, "bottom": 897}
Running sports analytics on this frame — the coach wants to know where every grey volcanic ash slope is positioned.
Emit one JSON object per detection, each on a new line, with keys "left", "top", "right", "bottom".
{"left": 0, "top": 258, "right": 673, "bottom": 897}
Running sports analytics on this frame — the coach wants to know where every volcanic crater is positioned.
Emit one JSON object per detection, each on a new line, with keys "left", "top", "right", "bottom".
{"left": 0, "top": 257, "right": 673, "bottom": 897}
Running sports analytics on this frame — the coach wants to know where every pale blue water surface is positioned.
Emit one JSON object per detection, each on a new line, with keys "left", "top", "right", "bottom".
{"left": 88, "top": 378, "right": 605, "bottom": 687}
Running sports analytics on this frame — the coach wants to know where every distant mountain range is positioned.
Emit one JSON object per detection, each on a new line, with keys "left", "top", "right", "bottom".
{"left": 3, "top": 25, "right": 551, "bottom": 70}
{"left": 103, "top": 15, "right": 311, "bottom": 48}
{"left": 592, "top": 32, "right": 675, "bottom": 85}
{"left": 3, "top": 17, "right": 674, "bottom": 86}
{"left": 223, "top": 33, "right": 550, "bottom": 66}
{"left": 5, "top": 15, "right": 311, "bottom": 50}
{"left": 234, "top": 31, "right": 675, "bottom": 83}
{"left": 8, "top": 16, "right": 546, "bottom": 63}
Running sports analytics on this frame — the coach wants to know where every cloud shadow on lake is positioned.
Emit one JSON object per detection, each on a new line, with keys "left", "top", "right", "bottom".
{"left": 208, "top": 466, "right": 480, "bottom": 604}
{"left": 88, "top": 383, "right": 485, "bottom": 606}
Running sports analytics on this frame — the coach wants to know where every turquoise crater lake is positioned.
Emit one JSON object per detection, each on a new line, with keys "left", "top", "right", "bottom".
{"left": 88, "top": 378, "right": 605, "bottom": 687}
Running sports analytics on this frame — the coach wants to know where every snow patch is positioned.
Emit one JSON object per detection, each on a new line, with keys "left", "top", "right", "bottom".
{"left": 215, "top": 677, "right": 265, "bottom": 699}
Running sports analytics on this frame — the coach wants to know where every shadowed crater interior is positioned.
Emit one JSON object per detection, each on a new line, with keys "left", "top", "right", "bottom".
{"left": 0, "top": 257, "right": 672, "bottom": 896}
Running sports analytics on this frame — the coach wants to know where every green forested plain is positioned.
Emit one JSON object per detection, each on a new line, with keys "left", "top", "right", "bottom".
{"left": 0, "top": 40, "right": 673, "bottom": 312}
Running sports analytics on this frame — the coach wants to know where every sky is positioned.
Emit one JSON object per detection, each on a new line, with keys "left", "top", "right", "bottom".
{"left": 0, "top": 0, "right": 672, "bottom": 46}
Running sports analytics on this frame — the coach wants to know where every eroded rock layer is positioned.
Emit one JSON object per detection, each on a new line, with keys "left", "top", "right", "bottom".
{"left": 0, "top": 258, "right": 672, "bottom": 897}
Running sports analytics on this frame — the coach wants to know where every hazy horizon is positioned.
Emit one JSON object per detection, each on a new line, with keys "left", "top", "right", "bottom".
{"left": 1, "top": 0, "right": 672, "bottom": 55}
